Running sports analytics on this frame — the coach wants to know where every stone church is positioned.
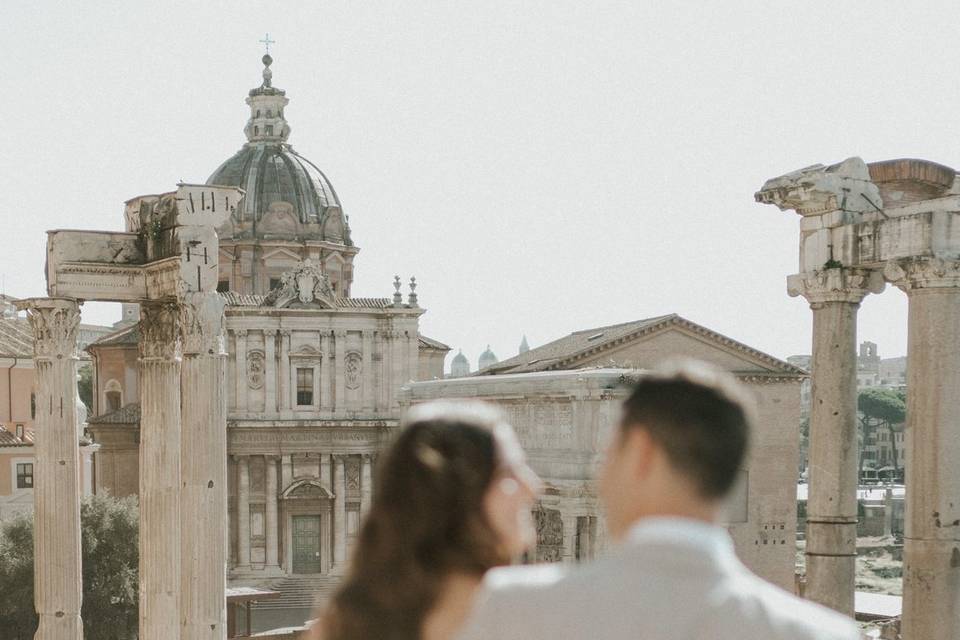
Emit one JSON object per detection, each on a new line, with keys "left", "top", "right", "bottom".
{"left": 86, "top": 55, "right": 450, "bottom": 580}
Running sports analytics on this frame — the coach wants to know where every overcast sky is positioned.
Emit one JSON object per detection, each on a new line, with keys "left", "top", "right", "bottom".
{"left": 6, "top": 1, "right": 960, "bottom": 370}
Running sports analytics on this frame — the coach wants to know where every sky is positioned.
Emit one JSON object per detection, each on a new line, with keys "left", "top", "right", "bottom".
{"left": 5, "top": 1, "right": 960, "bottom": 370}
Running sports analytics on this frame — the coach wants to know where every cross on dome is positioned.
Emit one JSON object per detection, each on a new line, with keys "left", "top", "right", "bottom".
{"left": 259, "top": 33, "right": 276, "bottom": 54}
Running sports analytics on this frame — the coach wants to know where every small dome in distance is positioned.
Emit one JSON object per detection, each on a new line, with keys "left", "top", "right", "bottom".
{"left": 450, "top": 349, "right": 470, "bottom": 378}
{"left": 478, "top": 345, "right": 498, "bottom": 371}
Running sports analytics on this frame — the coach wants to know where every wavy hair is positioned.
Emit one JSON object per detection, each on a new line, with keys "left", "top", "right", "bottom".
{"left": 319, "top": 402, "right": 511, "bottom": 640}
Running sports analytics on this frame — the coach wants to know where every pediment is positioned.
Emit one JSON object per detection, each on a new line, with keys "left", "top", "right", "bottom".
{"left": 262, "top": 247, "right": 304, "bottom": 263}
{"left": 281, "top": 479, "right": 333, "bottom": 500}
{"left": 567, "top": 318, "right": 802, "bottom": 376}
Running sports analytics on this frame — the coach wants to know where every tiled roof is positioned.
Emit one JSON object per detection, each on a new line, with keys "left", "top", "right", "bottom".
{"left": 418, "top": 334, "right": 451, "bottom": 351}
{"left": 0, "top": 318, "right": 33, "bottom": 358}
{"left": 220, "top": 291, "right": 394, "bottom": 310}
{"left": 89, "top": 324, "right": 139, "bottom": 348}
{"left": 88, "top": 403, "right": 141, "bottom": 426}
{"left": 480, "top": 314, "right": 806, "bottom": 376}
{"left": 0, "top": 425, "right": 34, "bottom": 446}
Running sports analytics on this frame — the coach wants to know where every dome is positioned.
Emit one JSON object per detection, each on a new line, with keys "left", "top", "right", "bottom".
{"left": 478, "top": 345, "right": 498, "bottom": 371}
{"left": 451, "top": 349, "right": 470, "bottom": 378}
{"left": 207, "top": 145, "right": 341, "bottom": 223}
{"left": 206, "top": 55, "right": 350, "bottom": 244}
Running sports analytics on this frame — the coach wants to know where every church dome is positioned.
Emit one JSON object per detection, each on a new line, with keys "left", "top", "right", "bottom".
{"left": 207, "top": 54, "right": 350, "bottom": 244}
{"left": 478, "top": 345, "right": 498, "bottom": 371}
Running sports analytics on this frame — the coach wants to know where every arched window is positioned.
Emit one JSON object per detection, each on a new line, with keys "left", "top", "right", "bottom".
{"left": 254, "top": 126, "right": 260, "bottom": 136}
{"left": 105, "top": 379, "right": 122, "bottom": 412}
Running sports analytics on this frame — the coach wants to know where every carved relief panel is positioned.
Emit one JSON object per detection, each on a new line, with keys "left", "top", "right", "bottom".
{"left": 534, "top": 505, "right": 564, "bottom": 563}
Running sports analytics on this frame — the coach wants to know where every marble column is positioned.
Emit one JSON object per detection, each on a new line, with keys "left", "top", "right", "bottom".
{"left": 179, "top": 292, "right": 228, "bottom": 640}
{"left": 361, "top": 454, "right": 373, "bottom": 517}
{"left": 362, "top": 330, "right": 374, "bottom": 412}
{"left": 561, "top": 514, "right": 578, "bottom": 563}
{"left": 334, "top": 330, "right": 347, "bottom": 413}
{"left": 236, "top": 455, "right": 251, "bottom": 570}
{"left": 792, "top": 268, "right": 878, "bottom": 616}
{"left": 264, "top": 329, "right": 277, "bottom": 415}
{"left": 333, "top": 455, "right": 347, "bottom": 569}
{"left": 265, "top": 455, "right": 280, "bottom": 570}
{"left": 320, "top": 453, "right": 332, "bottom": 492}
{"left": 138, "top": 301, "right": 183, "bottom": 640}
{"left": 887, "top": 258, "right": 960, "bottom": 640}
{"left": 320, "top": 331, "right": 332, "bottom": 411}
{"left": 18, "top": 298, "right": 84, "bottom": 640}
{"left": 281, "top": 453, "right": 293, "bottom": 490}
{"left": 235, "top": 330, "right": 248, "bottom": 413}
{"left": 279, "top": 330, "right": 290, "bottom": 412}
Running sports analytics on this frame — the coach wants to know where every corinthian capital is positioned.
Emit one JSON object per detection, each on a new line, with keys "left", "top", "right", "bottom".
{"left": 139, "top": 301, "right": 181, "bottom": 361}
{"left": 884, "top": 258, "right": 960, "bottom": 291}
{"left": 16, "top": 297, "right": 81, "bottom": 360}
{"left": 787, "top": 267, "right": 884, "bottom": 306}
{"left": 179, "top": 291, "right": 226, "bottom": 355}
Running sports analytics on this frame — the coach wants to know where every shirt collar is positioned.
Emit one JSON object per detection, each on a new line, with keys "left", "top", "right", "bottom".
{"left": 623, "top": 516, "right": 736, "bottom": 559}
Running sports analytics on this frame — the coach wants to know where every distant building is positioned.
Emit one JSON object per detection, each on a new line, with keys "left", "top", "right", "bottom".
{"left": 450, "top": 349, "right": 470, "bottom": 377}
{"left": 519, "top": 335, "right": 530, "bottom": 355}
{"left": 478, "top": 345, "right": 498, "bottom": 371}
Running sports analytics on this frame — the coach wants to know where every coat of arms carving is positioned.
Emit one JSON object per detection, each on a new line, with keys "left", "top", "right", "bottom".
{"left": 262, "top": 259, "right": 336, "bottom": 309}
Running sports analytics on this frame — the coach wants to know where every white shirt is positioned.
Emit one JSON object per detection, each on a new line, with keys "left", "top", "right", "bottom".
{"left": 457, "top": 517, "right": 859, "bottom": 640}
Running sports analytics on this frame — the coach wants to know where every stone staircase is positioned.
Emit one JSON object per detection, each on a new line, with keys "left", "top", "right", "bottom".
{"left": 252, "top": 574, "right": 342, "bottom": 611}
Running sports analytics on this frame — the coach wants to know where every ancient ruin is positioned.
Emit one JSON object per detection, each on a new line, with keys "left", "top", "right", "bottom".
{"left": 757, "top": 157, "right": 960, "bottom": 639}
{"left": 18, "top": 183, "right": 243, "bottom": 640}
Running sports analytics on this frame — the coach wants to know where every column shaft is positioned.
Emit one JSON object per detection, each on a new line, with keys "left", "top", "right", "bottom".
{"left": 265, "top": 456, "right": 279, "bottom": 569}
{"left": 391, "top": 330, "right": 404, "bottom": 410}
{"left": 235, "top": 330, "right": 248, "bottom": 413}
{"left": 237, "top": 455, "right": 251, "bottom": 568}
{"left": 901, "top": 287, "right": 960, "bottom": 639}
{"left": 333, "top": 455, "right": 347, "bottom": 568}
{"left": 407, "top": 329, "right": 419, "bottom": 383}
{"left": 320, "top": 332, "right": 331, "bottom": 411}
{"left": 20, "top": 298, "right": 84, "bottom": 640}
{"left": 179, "top": 292, "right": 228, "bottom": 640}
{"left": 139, "top": 302, "right": 182, "bottom": 640}
{"left": 362, "top": 330, "right": 373, "bottom": 412}
{"left": 279, "top": 331, "right": 290, "bottom": 412}
{"left": 804, "top": 300, "right": 860, "bottom": 616}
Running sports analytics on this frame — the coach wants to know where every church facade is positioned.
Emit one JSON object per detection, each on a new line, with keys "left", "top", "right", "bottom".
{"left": 87, "top": 55, "right": 449, "bottom": 580}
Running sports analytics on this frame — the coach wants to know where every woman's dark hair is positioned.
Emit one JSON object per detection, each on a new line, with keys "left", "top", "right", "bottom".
{"left": 320, "top": 402, "right": 511, "bottom": 640}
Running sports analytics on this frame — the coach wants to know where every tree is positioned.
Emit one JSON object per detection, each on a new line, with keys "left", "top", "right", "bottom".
{"left": 858, "top": 387, "right": 907, "bottom": 476}
{"left": 0, "top": 494, "right": 139, "bottom": 640}
{"left": 77, "top": 363, "right": 93, "bottom": 414}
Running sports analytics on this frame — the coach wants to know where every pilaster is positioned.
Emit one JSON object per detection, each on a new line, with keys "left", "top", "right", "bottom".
{"left": 236, "top": 454, "right": 251, "bottom": 570}
{"left": 264, "top": 455, "right": 280, "bottom": 571}
{"left": 362, "top": 330, "right": 373, "bottom": 412}
{"left": 235, "top": 329, "right": 248, "bottom": 413}
{"left": 279, "top": 330, "right": 290, "bottom": 412}
{"left": 264, "top": 329, "right": 277, "bottom": 415}
{"left": 360, "top": 454, "right": 373, "bottom": 518}
{"left": 333, "top": 454, "right": 346, "bottom": 569}
{"left": 18, "top": 297, "right": 84, "bottom": 640}
{"left": 334, "top": 330, "right": 347, "bottom": 414}
{"left": 320, "top": 331, "right": 331, "bottom": 412}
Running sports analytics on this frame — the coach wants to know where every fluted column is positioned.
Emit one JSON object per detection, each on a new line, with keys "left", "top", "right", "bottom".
{"left": 320, "top": 331, "right": 331, "bottom": 411}
{"left": 265, "top": 455, "right": 280, "bottom": 570}
{"left": 886, "top": 258, "right": 960, "bottom": 640}
{"left": 790, "top": 268, "right": 880, "bottom": 616}
{"left": 333, "top": 455, "right": 346, "bottom": 569}
{"left": 235, "top": 330, "right": 248, "bottom": 413}
{"left": 360, "top": 454, "right": 373, "bottom": 517}
{"left": 334, "top": 330, "right": 346, "bottom": 414}
{"left": 264, "top": 329, "right": 278, "bottom": 415}
{"left": 18, "top": 297, "right": 84, "bottom": 640}
{"left": 179, "top": 292, "right": 228, "bottom": 640}
{"left": 362, "top": 330, "right": 373, "bottom": 412}
{"left": 138, "top": 301, "right": 183, "bottom": 640}
{"left": 236, "top": 455, "right": 251, "bottom": 570}
{"left": 279, "top": 330, "right": 290, "bottom": 412}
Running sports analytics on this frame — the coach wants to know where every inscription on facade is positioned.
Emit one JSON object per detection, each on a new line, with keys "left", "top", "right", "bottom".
{"left": 500, "top": 401, "right": 575, "bottom": 450}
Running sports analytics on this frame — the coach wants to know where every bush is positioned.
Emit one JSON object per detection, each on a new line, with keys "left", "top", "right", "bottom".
{"left": 0, "top": 494, "right": 139, "bottom": 640}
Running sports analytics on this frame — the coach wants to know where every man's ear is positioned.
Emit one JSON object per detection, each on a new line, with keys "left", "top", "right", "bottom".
{"left": 621, "top": 427, "right": 656, "bottom": 482}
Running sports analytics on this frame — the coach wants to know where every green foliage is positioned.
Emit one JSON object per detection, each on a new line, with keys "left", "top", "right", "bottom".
{"left": 823, "top": 259, "right": 843, "bottom": 269}
{"left": 858, "top": 387, "right": 906, "bottom": 426}
{"left": 78, "top": 363, "right": 94, "bottom": 413}
{"left": 0, "top": 494, "right": 139, "bottom": 640}
{"left": 0, "top": 513, "right": 37, "bottom": 640}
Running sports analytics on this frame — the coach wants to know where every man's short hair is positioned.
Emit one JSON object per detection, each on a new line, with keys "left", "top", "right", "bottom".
{"left": 619, "top": 360, "right": 753, "bottom": 499}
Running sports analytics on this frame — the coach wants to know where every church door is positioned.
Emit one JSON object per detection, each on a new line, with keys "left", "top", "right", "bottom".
{"left": 292, "top": 515, "right": 322, "bottom": 574}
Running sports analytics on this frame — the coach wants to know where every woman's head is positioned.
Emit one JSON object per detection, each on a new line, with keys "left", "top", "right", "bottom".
{"left": 322, "top": 401, "right": 541, "bottom": 640}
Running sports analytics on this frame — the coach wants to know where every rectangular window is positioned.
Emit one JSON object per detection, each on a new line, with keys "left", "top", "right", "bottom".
{"left": 16, "top": 463, "right": 33, "bottom": 489}
{"left": 269, "top": 278, "right": 281, "bottom": 291}
{"left": 216, "top": 280, "right": 230, "bottom": 293}
{"left": 296, "top": 368, "right": 314, "bottom": 406}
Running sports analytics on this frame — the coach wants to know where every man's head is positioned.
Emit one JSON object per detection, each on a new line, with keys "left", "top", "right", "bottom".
{"left": 599, "top": 360, "right": 753, "bottom": 539}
